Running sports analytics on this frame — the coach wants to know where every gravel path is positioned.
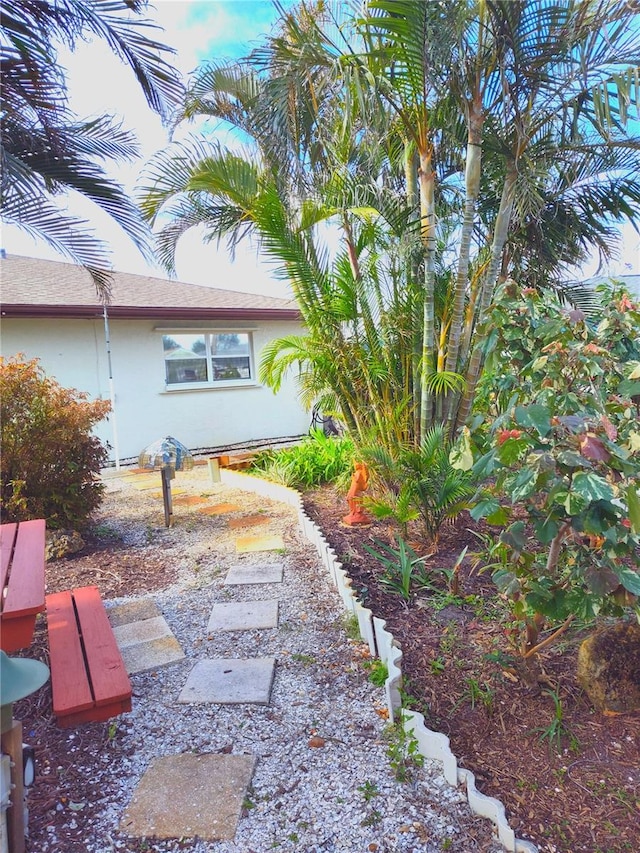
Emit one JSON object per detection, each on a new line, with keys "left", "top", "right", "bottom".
{"left": 37, "top": 467, "right": 502, "bottom": 853}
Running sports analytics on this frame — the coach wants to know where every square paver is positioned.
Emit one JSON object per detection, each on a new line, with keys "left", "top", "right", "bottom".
{"left": 112, "top": 615, "right": 174, "bottom": 648}
{"left": 207, "top": 600, "right": 279, "bottom": 632}
{"left": 172, "top": 495, "right": 208, "bottom": 506}
{"left": 149, "top": 488, "right": 187, "bottom": 499}
{"left": 177, "top": 658, "right": 276, "bottom": 704}
{"left": 119, "top": 636, "right": 186, "bottom": 675}
{"left": 120, "top": 753, "right": 256, "bottom": 840}
{"left": 199, "top": 503, "right": 241, "bottom": 515}
{"left": 108, "top": 599, "right": 161, "bottom": 627}
{"left": 227, "top": 514, "right": 268, "bottom": 529}
{"left": 224, "top": 564, "right": 283, "bottom": 585}
{"left": 235, "top": 534, "right": 284, "bottom": 553}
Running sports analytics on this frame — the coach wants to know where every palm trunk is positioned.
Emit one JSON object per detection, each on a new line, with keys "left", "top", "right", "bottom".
{"left": 404, "top": 142, "right": 422, "bottom": 445}
{"left": 418, "top": 148, "right": 436, "bottom": 442}
{"left": 444, "top": 107, "right": 483, "bottom": 435}
{"left": 454, "top": 164, "right": 518, "bottom": 433}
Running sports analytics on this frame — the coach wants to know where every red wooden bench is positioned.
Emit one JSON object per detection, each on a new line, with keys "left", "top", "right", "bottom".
{"left": 45, "top": 586, "right": 132, "bottom": 728}
{"left": 0, "top": 519, "right": 46, "bottom": 652}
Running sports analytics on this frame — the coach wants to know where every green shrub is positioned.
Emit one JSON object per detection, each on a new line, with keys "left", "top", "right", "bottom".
{"left": 0, "top": 355, "right": 110, "bottom": 529}
{"left": 250, "top": 428, "right": 354, "bottom": 489}
{"left": 362, "top": 424, "right": 475, "bottom": 542}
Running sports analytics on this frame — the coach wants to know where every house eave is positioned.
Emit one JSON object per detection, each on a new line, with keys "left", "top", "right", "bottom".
{"left": 1, "top": 304, "right": 302, "bottom": 321}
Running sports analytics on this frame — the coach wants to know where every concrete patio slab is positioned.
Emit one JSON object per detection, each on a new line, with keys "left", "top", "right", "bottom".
{"left": 120, "top": 753, "right": 256, "bottom": 841}
{"left": 108, "top": 599, "right": 161, "bottom": 627}
{"left": 198, "top": 503, "right": 241, "bottom": 515}
{"left": 224, "top": 564, "right": 284, "bottom": 585}
{"left": 227, "top": 514, "right": 268, "bottom": 529}
{"left": 119, "top": 635, "right": 186, "bottom": 675}
{"left": 207, "top": 600, "right": 279, "bottom": 632}
{"left": 235, "top": 533, "right": 284, "bottom": 553}
{"left": 178, "top": 658, "right": 276, "bottom": 704}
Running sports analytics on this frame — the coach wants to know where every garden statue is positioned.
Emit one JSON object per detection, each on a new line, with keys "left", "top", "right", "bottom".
{"left": 343, "top": 461, "right": 370, "bottom": 526}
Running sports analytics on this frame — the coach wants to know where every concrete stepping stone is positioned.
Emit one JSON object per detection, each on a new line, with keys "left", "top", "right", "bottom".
{"left": 235, "top": 533, "right": 284, "bottom": 553}
{"left": 108, "top": 599, "right": 161, "bottom": 627}
{"left": 149, "top": 488, "right": 187, "bottom": 499}
{"left": 227, "top": 514, "right": 268, "bottom": 529}
{"left": 178, "top": 658, "right": 276, "bottom": 704}
{"left": 172, "top": 495, "right": 208, "bottom": 506}
{"left": 207, "top": 600, "right": 279, "bottom": 632}
{"left": 108, "top": 601, "right": 186, "bottom": 675}
{"left": 120, "top": 753, "right": 256, "bottom": 841}
{"left": 224, "top": 564, "right": 283, "bottom": 585}
{"left": 199, "top": 502, "right": 241, "bottom": 515}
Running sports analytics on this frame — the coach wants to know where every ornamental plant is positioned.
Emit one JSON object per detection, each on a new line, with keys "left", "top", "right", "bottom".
{"left": 0, "top": 355, "right": 110, "bottom": 529}
{"left": 471, "top": 283, "right": 640, "bottom": 668}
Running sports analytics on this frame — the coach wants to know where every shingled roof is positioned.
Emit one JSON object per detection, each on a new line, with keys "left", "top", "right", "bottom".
{"left": 0, "top": 255, "right": 300, "bottom": 320}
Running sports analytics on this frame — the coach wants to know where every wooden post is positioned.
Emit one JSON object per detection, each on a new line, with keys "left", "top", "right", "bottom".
{"left": 161, "top": 467, "right": 173, "bottom": 527}
{"left": 1, "top": 719, "right": 25, "bottom": 853}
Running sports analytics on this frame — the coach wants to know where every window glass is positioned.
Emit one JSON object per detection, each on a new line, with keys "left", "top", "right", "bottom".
{"left": 211, "top": 333, "right": 251, "bottom": 381}
{"left": 163, "top": 332, "right": 253, "bottom": 386}
{"left": 163, "top": 334, "right": 207, "bottom": 384}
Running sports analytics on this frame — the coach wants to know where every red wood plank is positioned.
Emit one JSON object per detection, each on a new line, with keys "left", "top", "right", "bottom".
{"left": 45, "top": 591, "right": 94, "bottom": 717}
{"left": 56, "top": 698, "right": 132, "bottom": 729}
{"left": 0, "top": 523, "right": 18, "bottom": 599}
{"left": 3, "top": 520, "right": 45, "bottom": 617}
{"left": 73, "top": 586, "right": 131, "bottom": 708}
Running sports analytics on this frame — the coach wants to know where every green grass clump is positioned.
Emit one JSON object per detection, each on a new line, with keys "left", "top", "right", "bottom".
{"left": 250, "top": 429, "right": 354, "bottom": 489}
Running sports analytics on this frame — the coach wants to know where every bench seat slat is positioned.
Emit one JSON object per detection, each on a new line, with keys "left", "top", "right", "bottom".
{"left": 73, "top": 586, "right": 131, "bottom": 707}
{"left": 3, "top": 519, "right": 46, "bottom": 616}
{"left": 0, "top": 523, "right": 17, "bottom": 593}
{"left": 46, "top": 590, "right": 94, "bottom": 716}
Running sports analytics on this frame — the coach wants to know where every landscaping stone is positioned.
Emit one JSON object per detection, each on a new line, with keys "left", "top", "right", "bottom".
{"left": 227, "top": 514, "right": 268, "bottom": 529}
{"left": 120, "top": 753, "right": 256, "bottom": 840}
{"left": 224, "top": 564, "right": 284, "bottom": 585}
{"left": 207, "top": 600, "right": 279, "bottom": 632}
{"left": 235, "top": 533, "right": 284, "bottom": 553}
{"left": 112, "top": 615, "right": 173, "bottom": 647}
{"left": 177, "top": 657, "right": 276, "bottom": 704}
{"left": 198, "top": 503, "right": 241, "bottom": 515}
{"left": 119, "top": 635, "right": 186, "bottom": 675}
{"left": 107, "top": 599, "right": 161, "bottom": 627}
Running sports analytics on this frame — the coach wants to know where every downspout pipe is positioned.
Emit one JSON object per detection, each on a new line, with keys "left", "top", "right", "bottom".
{"left": 103, "top": 305, "right": 120, "bottom": 469}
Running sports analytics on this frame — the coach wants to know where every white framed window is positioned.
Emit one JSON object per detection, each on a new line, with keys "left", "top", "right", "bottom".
{"left": 162, "top": 332, "right": 254, "bottom": 387}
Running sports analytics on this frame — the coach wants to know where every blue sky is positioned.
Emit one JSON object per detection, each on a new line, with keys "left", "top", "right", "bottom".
{"left": 3, "top": 0, "right": 639, "bottom": 292}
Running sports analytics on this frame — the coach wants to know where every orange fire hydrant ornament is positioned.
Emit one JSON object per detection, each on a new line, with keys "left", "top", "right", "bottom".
{"left": 343, "top": 461, "right": 371, "bottom": 526}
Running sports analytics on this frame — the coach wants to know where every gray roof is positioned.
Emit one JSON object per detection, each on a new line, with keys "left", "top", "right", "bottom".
{"left": 0, "top": 255, "right": 300, "bottom": 320}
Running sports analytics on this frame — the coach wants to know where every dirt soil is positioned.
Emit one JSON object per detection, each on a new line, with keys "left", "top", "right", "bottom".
{"left": 303, "top": 486, "right": 640, "bottom": 853}
{"left": 11, "top": 479, "right": 640, "bottom": 853}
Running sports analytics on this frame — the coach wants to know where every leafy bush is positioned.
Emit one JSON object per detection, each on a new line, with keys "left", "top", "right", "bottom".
{"left": 0, "top": 355, "right": 110, "bottom": 529}
{"left": 471, "top": 284, "right": 640, "bottom": 661}
{"left": 250, "top": 429, "right": 354, "bottom": 489}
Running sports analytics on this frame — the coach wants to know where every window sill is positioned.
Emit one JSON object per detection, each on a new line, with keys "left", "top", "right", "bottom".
{"left": 161, "top": 382, "right": 260, "bottom": 393}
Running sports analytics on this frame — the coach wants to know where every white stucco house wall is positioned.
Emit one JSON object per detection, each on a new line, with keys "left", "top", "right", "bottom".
{"left": 1, "top": 255, "right": 309, "bottom": 464}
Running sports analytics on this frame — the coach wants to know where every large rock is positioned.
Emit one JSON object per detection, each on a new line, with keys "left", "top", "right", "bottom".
{"left": 577, "top": 621, "right": 640, "bottom": 713}
{"left": 45, "top": 529, "right": 85, "bottom": 561}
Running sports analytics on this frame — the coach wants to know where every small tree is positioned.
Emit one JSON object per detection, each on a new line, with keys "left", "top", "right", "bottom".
{"left": 0, "top": 356, "right": 110, "bottom": 529}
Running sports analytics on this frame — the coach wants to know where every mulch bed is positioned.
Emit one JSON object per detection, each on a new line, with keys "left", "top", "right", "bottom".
{"left": 303, "top": 484, "right": 640, "bottom": 853}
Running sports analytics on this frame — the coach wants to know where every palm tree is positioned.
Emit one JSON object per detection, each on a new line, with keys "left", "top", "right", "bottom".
{"left": 1, "top": 0, "right": 182, "bottom": 297}
{"left": 138, "top": 0, "right": 640, "bottom": 440}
